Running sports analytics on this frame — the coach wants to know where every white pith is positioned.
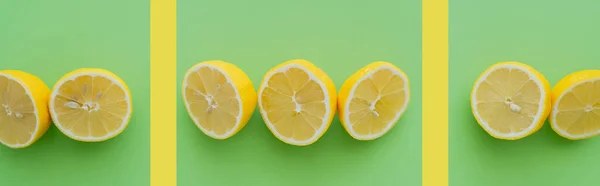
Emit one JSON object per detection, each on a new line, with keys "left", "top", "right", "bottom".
{"left": 551, "top": 78, "right": 600, "bottom": 139}
{"left": 49, "top": 72, "right": 132, "bottom": 141}
{"left": 471, "top": 64, "right": 546, "bottom": 138}
{"left": 258, "top": 64, "right": 331, "bottom": 146}
{"left": 344, "top": 66, "right": 409, "bottom": 140}
{"left": 182, "top": 64, "right": 243, "bottom": 139}
{"left": 0, "top": 73, "right": 39, "bottom": 148}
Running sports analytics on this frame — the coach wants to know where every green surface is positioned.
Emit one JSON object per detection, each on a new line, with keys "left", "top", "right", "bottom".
{"left": 0, "top": 1, "right": 149, "bottom": 186}
{"left": 177, "top": 0, "right": 421, "bottom": 185}
{"left": 450, "top": 0, "right": 600, "bottom": 186}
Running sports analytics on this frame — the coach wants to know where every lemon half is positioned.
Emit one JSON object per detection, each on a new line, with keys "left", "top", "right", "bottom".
{"left": 338, "top": 62, "right": 410, "bottom": 140}
{"left": 182, "top": 61, "right": 257, "bottom": 139}
{"left": 550, "top": 70, "right": 600, "bottom": 140}
{"left": 0, "top": 70, "right": 51, "bottom": 148}
{"left": 258, "top": 59, "right": 336, "bottom": 146}
{"left": 471, "top": 62, "right": 551, "bottom": 140}
{"left": 49, "top": 69, "right": 132, "bottom": 142}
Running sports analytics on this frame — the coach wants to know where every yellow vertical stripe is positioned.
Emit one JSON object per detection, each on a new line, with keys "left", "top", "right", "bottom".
{"left": 150, "top": 0, "right": 177, "bottom": 185}
{"left": 423, "top": 0, "right": 448, "bottom": 185}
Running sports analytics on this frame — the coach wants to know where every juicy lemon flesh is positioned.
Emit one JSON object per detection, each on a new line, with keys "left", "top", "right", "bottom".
{"left": 53, "top": 75, "right": 128, "bottom": 138}
{"left": 554, "top": 80, "right": 600, "bottom": 135}
{"left": 184, "top": 66, "right": 240, "bottom": 136}
{"left": 348, "top": 69, "right": 406, "bottom": 136}
{"left": 0, "top": 76, "right": 36, "bottom": 145}
{"left": 475, "top": 68, "right": 541, "bottom": 134}
{"left": 262, "top": 68, "right": 326, "bottom": 141}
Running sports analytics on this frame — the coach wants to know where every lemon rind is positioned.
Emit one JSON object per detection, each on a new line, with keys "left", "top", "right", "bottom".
{"left": 182, "top": 63, "right": 243, "bottom": 140}
{"left": 471, "top": 63, "right": 547, "bottom": 139}
{"left": 49, "top": 71, "right": 132, "bottom": 142}
{"left": 258, "top": 63, "right": 331, "bottom": 146}
{"left": 0, "top": 73, "right": 39, "bottom": 148}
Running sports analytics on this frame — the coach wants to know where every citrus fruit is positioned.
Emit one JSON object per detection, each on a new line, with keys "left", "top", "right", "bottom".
{"left": 0, "top": 70, "right": 51, "bottom": 148}
{"left": 338, "top": 62, "right": 410, "bottom": 140}
{"left": 182, "top": 60, "right": 257, "bottom": 139}
{"left": 470, "top": 62, "right": 551, "bottom": 140}
{"left": 258, "top": 59, "right": 336, "bottom": 146}
{"left": 550, "top": 70, "right": 600, "bottom": 140}
{"left": 49, "top": 68, "right": 132, "bottom": 142}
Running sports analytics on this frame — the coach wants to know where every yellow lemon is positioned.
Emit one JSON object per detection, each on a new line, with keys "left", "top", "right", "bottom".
{"left": 470, "top": 62, "right": 551, "bottom": 140}
{"left": 182, "top": 61, "right": 257, "bottom": 139}
{"left": 338, "top": 62, "right": 410, "bottom": 140}
{"left": 258, "top": 59, "right": 336, "bottom": 146}
{"left": 49, "top": 69, "right": 132, "bottom": 142}
{"left": 0, "top": 70, "right": 51, "bottom": 148}
{"left": 550, "top": 70, "right": 600, "bottom": 140}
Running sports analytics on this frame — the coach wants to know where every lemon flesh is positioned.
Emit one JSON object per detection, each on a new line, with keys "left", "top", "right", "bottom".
{"left": 258, "top": 59, "right": 336, "bottom": 146}
{"left": 338, "top": 62, "right": 409, "bottom": 140}
{"left": 50, "top": 69, "right": 132, "bottom": 142}
{"left": 0, "top": 70, "right": 51, "bottom": 148}
{"left": 182, "top": 61, "right": 256, "bottom": 139}
{"left": 550, "top": 70, "right": 600, "bottom": 140}
{"left": 471, "top": 62, "right": 551, "bottom": 140}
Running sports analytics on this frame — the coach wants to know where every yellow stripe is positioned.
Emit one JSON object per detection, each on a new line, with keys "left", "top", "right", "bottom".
{"left": 150, "top": 0, "right": 177, "bottom": 185}
{"left": 422, "top": 0, "right": 448, "bottom": 185}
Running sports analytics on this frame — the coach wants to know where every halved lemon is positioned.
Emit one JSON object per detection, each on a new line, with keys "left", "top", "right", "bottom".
{"left": 338, "top": 62, "right": 410, "bottom": 140}
{"left": 470, "top": 62, "right": 551, "bottom": 140}
{"left": 0, "top": 70, "right": 51, "bottom": 148}
{"left": 49, "top": 69, "right": 132, "bottom": 142}
{"left": 182, "top": 60, "right": 257, "bottom": 139}
{"left": 258, "top": 59, "right": 336, "bottom": 146}
{"left": 550, "top": 70, "right": 600, "bottom": 140}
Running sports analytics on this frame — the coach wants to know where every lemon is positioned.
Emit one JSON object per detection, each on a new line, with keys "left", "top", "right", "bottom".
{"left": 258, "top": 59, "right": 336, "bottom": 146}
{"left": 470, "top": 62, "right": 551, "bottom": 140}
{"left": 49, "top": 69, "right": 132, "bottom": 142}
{"left": 550, "top": 70, "right": 600, "bottom": 140}
{"left": 338, "top": 62, "right": 410, "bottom": 140}
{"left": 0, "top": 70, "right": 51, "bottom": 148}
{"left": 182, "top": 61, "right": 257, "bottom": 139}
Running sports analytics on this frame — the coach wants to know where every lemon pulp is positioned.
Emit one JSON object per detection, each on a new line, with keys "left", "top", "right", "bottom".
{"left": 471, "top": 62, "right": 550, "bottom": 140}
{"left": 551, "top": 70, "right": 600, "bottom": 139}
{"left": 339, "top": 62, "right": 409, "bottom": 140}
{"left": 258, "top": 59, "right": 336, "bottom": 146}
{"left": 182, "top": 61, "right": 256, "bottom": 139}
{"left": 50, "top": 69, "right": 131, "bottom": 141}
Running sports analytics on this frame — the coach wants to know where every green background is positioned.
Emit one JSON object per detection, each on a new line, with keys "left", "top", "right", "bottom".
{"left": 177, "top": 0, "right": 421, "bottom": 185}
{"left": 450, "top": 0, "right": 600, "bottom": 185}
{"left": 0, "top": 1, "right": 149, "bottom": 186}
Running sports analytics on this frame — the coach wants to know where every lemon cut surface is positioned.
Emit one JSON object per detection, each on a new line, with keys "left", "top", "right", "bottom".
{"left": 0, "top": 70, "right": 51, "bottom": 148}
{"left": 50, "top": 69, "right": 132, "bottom": 142}
{"left": 182, "top": 61, "right": 257, "bottom": 139}
{"left": 338, "top": 62, "right": 409, "bottom": 140}
{"left": 550, "top": 70, "right": 600, "bottom": 140}
{"left": 471, "top": 62, "right": 551, "bottom": 140}
{"left": 258, "top": 59, "right": 336, "bottom": 146}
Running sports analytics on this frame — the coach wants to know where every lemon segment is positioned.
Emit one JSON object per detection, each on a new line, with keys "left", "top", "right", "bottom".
{"left": 182, "top": 61, "right": 257, "bottom": 139}
{"left": 258, "top": 59, "right": 336, "bottom": 146}
{"left": 338, "top": 62, "right": 409, "bottom": 140}
{"left": 0, "top": 70, "right": 51, "bottom": 148}
{"left": 49, "top": 69, "right": 132, "bottom": 142}
{"left": 550, "top": 70, "right": 600, "bottom": 140}
{"left": 470, "top": 62, "right": 551, "bottom": 140}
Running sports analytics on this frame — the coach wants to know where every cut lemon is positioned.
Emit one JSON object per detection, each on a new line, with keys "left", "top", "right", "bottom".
{"left": 258, "top": 59, "right": 336, "bottom": 146}
{"left": 338, "top": 62, "right": 410, "bottom": 140}
{"left": 470, "top": 62, "right": 551, "bottom": 140}
{"left": 182, "top": 60, "right": 257, "bottom": 139}
{"left": 550, "top": 70, "right": 600, "bottom": 140}
{"left": 0, "top": 70, "right": 51, "bottom": 148}
{"left": 49, "top": 69, "right": 132, "bottom": 142}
